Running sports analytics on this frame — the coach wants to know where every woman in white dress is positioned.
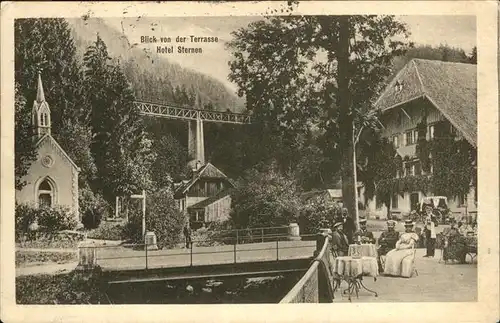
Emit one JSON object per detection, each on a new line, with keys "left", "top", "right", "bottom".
{"left": 383, "top": 220, "right": 419, "bottom": 278}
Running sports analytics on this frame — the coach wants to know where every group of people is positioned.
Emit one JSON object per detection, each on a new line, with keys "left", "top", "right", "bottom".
{"left": 329, "top": 208, "right": 420, "bottom": 278}
{"left": 440, "top": 218, "right": 477, "bottom": 263}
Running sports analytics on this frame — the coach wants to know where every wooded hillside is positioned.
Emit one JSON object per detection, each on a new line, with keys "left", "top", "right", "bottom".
{"left": 67, "top": 18, "right": 245, "bottom": 112}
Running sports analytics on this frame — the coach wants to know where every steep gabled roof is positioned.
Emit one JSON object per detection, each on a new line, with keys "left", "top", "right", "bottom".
{"left": 375, "top": 59, "right": 477, "bottom": 147}
{"left": 36, "top": 134, "right": 81, "bottom": 171}
{"left": 174, "top": 162, "right": 233, "bottom": 197}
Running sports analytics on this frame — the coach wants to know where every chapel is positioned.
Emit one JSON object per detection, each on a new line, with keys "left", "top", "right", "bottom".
{"left": 15, "top": 72, "right": 81, "bottom": 223}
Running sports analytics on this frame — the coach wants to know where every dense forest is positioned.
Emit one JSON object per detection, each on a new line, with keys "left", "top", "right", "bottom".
{"left": 14, "top": 17, "right": 477, "bottom": 229}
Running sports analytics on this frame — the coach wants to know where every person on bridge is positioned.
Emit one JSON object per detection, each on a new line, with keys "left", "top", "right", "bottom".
{"left": 339, "top": 207, "right": 356, "bottom": 244}
{"left": 184, "top": 224, "right": 192, "bottom": 248}
{"left": 331, "top": 222, "right": 349, "bottom": 256}
{"left": 353, "top": 217, "right": 375, "bottom": 244}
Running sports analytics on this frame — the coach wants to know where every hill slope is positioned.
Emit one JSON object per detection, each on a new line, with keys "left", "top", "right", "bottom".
{"left": 67, "top": 18, "right": 245, "bottom": 112}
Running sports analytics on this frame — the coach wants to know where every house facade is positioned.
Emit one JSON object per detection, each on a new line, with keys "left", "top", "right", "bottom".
{"left": 16, "top": 73, "right": 81, "bottom": 223}
{"left": 365, "top": 59, "right": 477, "bottom": 219}
{"left": 174, "top": 162, "right": 234, "bottom": 229}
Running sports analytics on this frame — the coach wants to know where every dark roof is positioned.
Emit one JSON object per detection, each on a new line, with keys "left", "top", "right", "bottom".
{"left": 374, "top": 59, "right": 477, "bottom": 147}
{"left": 188, "top": 189, "right": 233, "bottom": 210}
{"left": 174, "top": 162, "right": 233, "bottom": 197}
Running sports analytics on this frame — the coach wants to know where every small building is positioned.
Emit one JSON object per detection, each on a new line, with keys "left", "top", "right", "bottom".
{"left": 174, "top": 162, "right": 234, "bottom": 229}
{"left": 16, "top": 73, "right": 81, "bottom": 223}
{"left": 365, "top": 59, "right": 477, "bottom": 218}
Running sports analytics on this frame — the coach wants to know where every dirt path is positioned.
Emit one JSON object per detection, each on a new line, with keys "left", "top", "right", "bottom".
{"left": 16, "top": 261, "right": 78, "bottom": 277}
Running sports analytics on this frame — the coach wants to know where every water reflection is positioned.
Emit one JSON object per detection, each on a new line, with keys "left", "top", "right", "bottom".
{"left": 106, "top": 273, "right": 303, "bottom": 304}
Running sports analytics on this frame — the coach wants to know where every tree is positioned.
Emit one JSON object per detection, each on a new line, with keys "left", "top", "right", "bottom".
{"left": 14, "top": 83, "right": 38, "bottom": 190}
{"left": 230, "top": 163, "right": 302, "bottom": 229}
{"left": 83, "top": 35, "right": 155, "bottom": 203}
{"left": 357, "top": 130, "right": 401, "bottom": 218}
{"left": 15, "top": 18, "right": 95, "bottom": 188}
{"left": 227, "top": 15, "right": 411, "bottom": 226}
{"left": 468, "top": 46, "right": 477, "bottom": 64}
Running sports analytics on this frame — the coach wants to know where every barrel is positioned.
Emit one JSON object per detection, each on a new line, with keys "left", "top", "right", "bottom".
{"left": 288, "top": 223, "right": 301, "bottom": 241}
{"left": 145, "top": 231, "right": 158, "bottom": 250}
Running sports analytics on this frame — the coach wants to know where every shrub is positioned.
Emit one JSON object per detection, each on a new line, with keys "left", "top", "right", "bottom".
{"left": 124, "top": 187, "right": 185, "bottom": 249}
{"left": 15, "top": 203, "right": 38, "bottom": 240}
{"left": 299, "top": 195, "right": 342, "bottom": 235}
{"left": 230, "top": 164, "right": 301, "bottom": 229}
{"left": 37, "top": 205, "right": 78, "bottom": 232}
{"left": 86, "top": 221, "right": 126, "bottom": 241}
{"left": 15, "top": 203, "right": 78, "bottom": 240}
{"left": 80, "top": 188, "right": 109, "bottom": 229}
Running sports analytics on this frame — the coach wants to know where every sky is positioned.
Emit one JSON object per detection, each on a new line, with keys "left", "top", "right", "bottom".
{"left": 104, "top": 15, "right": 476, "bottom": 94}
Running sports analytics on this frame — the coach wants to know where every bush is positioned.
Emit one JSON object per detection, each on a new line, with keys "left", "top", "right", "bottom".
{"left": 80, "top": 188, "right": 110, "bottom": 230}
{"left": 15, "top": 203, "right": 38, "bottom": 240}
{"left": 37, "top": 205, "right": 78, "bottom": 232}
{"left": 124, "top": 187, "right": 185, "bottom": 249}
{"left": 230, "top": 164, "right": 301, "bottom": 229}
{"left": 86, "top": 222, "right": 126, "bottom": 241}
{"left": 15, "top": 203, "right": 78, "bottom": 241}
{"left": 299, "top": 195, "right": 342, "bottom": 235}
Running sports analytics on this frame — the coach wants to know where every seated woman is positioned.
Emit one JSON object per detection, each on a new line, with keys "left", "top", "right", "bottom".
{"left": 383, "top": 220, "right": 419, "bottom": 278}
{"left": 443, "top": 225, "right": 468, "bottom": 263}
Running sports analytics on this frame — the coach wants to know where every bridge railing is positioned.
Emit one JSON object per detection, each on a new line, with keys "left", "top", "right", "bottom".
{"left": 200, "top": 225, "right": 293, "bottom": 245}
{"left": 279, "top": 230, "right": 335, "bottom": 303}
{"left": 77, "top": 232, "right": 317, "bottom": 271}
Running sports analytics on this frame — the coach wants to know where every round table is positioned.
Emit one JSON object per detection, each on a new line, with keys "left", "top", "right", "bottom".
{"left": 332, "top": 256, "right": 378, "bottom": 301}
{"left": 348, "top": 244, "right": 378, "bottom": 258}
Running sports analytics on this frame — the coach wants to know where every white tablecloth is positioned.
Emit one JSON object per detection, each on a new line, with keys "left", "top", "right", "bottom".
{"left": 348, "top": 244, "right": 378, "bottom": 258}
{"left": 333, "top": 256, "right": 379, "bottom": 277}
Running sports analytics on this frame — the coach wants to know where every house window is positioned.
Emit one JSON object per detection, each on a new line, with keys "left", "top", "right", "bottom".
{"left": 392, "top": 134, "right": 399, "bottom": 148}
{"left": 428, "top": 125, "right": 435, "bottom": 140}
{"left": 376, "top": 197, "right": 383, "bottom": 209}
{"left": 414, "top": 162, "right": 422, "bottom": 176}
{"left": 37, "top": 178, "right": 54, "bottom": 208}
{"left": 404, "top": 163, "right": 412, "bottom": 177}
{"left": 457, "top": 194, "right": 467, "bottom": 206}
{"left": 405, "top": 130, "right": 417, "bottom": 145}
{"left": 392, "top": 194, "right": 399, "bottom": 209}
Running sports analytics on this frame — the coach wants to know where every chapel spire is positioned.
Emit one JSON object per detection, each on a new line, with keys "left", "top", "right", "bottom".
{"left": 32, "top": 71, "right": 51, "bottom": 137}
{"left": 36, "top": 71, "right": 46, "bottom": 103}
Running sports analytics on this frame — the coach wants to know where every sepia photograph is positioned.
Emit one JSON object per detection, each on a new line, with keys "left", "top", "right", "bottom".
{"left": 1, "top": 1, "right": 499, "bottom": 322}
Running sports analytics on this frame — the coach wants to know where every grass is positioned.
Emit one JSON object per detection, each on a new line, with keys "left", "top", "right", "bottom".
{"left": 15, "top": 250, "right": 78, "bottom": 266}
{"left": 16, "top": 238, "right": 80, "bottom": 249}
{"left": 16, "top": 270, "right": 102, "bottom": 304}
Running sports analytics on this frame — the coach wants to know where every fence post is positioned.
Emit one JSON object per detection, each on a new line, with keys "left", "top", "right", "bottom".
{"left": 190, "top": 240, "right": 193, "bottom": 266}
{"left": 261, "top": 228, "right": 264, "bottom": 243}
{"left": 236, "top": 230, "right": 239, "bottom": 245}
{"left": 145, "top": 242, "right": 148, "bottom": 270}
{"left": 276, "top": 239, "right": 279, "bottom": 261}
{"left": 234, "top": 241, "right": 237, "bottom": 264}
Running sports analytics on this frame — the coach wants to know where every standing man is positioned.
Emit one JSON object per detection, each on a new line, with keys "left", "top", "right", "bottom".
{"left": 423, "top": 206, "right": 437, "bottom": 257}
{"left": 340, "top": 207, "right": 356, "bottom": 244}
{"left": 183, "top": 223, "right": 192, "bottom": 248}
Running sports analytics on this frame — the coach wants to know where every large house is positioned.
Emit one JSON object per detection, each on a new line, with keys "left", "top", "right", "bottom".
{"left": 174, "top": 162, "right": 234, "bottom": 229}
{"left": 365, "top": 59, "right": 477, "bottom": 218}
{"left": 16, "top": 73, "right": 81, "bottom": 223}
